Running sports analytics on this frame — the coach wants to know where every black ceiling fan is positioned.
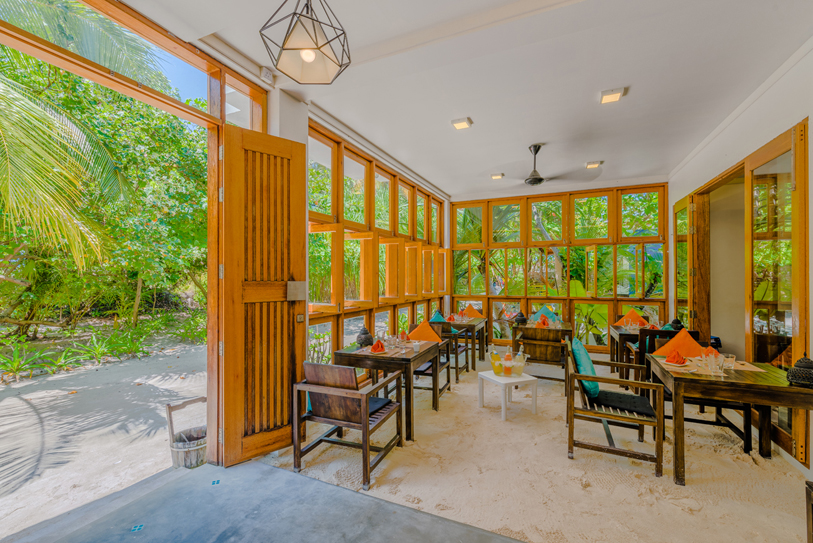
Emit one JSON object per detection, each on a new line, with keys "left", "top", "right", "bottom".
{"left": 525, "top": 144, "right": 546, "bottom": 186}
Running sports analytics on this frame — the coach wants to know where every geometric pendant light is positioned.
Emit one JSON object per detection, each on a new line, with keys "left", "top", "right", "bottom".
{"left": 259, "top": 0, "right": 351, "bottom": 85}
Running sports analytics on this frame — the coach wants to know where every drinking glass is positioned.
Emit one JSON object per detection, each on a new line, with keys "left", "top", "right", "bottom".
{"left": 715, "top": 354, "right": 726, "bottom": 376}
{"left": 724, "top": 354, "right": 736, "bottom": 370}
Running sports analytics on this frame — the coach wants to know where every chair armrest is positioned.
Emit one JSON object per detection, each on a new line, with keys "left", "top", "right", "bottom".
{"left": 593, "top": 360, "right": 645, "bottom": 370}
{"left": 359, "top": 371, "right": 402, "bottom": 397}
{"left": 573, "top": 373, "right": 663, "bottom": 391}
{"left": 294, "top": 380, "right": 365, "bottom": 399}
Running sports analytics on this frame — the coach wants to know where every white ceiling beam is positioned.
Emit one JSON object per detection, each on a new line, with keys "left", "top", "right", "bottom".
{"left": 352, "top": 0, "right": 588, "bottom": 65}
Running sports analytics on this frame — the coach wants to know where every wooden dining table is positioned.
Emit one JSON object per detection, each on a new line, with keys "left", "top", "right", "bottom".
{"left": 647, "top": 353, "right": 813, "bottom": 485}
{"left": 451, "top": 317, "right": 487, "bottom": 370}
{"left": 609, "top": 324, "right": 640, "bottom": 363}
{"left": 334, "top": 342, "right": 440, "bottom": 441}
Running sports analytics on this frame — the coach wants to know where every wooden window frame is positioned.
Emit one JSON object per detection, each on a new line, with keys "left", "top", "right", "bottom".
{"left": 570, "top": 190, "right": 616, "bottom": 245}
{"left": 430, "top": 199, "right": 442, "bottom": 246}
{"left": 340, "top": 149, "right": 371, "bottom": 231}
{"left": 422, "top": 245, "right": 438, "bottom": 297}
{"left": 343, "top": 231, "right": 375, "bottom": 310}
{"left": 379, "top": 236, "right": 404, "bottom": 306}
{"left": 438, "top": 248, "right": 450, "bottom": 295}
{"left": 308, "top": 223, "right": 343, "bottom": 315}
{"left": 404, "top": 241, "right": 423, "bottom": 301}
{"left": 452, "top": 203, "right": 486, "bottom": 248}
{"left": 416, "top": 191, "right": 429, "bottom": 242}
{"left": 489, "top": 298, "right": 527, "bottom": 345}
{"left": 373, "top": 167, "right": 395, "bottom": 235}
{"left": 528, "top": 195, "right": 568, "bottom": 246}
{"left": 488, "top": 199, "right": 526, "bottom": 248}
{"left": 307, "top": 127, "right": 339, "bottom": 224}
{"left": 396, "top": 180, "right": 414, "bottom": 238}
{"left": 618, "top": 186, "right": 666, "bottom": 243}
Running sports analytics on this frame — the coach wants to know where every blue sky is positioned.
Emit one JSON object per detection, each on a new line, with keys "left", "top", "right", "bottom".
{"left": 156, "top": 50, "right": 208, "bottom": 103}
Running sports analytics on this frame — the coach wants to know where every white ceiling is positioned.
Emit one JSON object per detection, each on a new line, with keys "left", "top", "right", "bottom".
{"left": 125, "top": 0, "right": 813, "bottom": 200}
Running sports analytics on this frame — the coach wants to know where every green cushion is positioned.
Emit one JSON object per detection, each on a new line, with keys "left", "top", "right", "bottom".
{"left": 572, "top": 338, "right": 599, "bottom": 399}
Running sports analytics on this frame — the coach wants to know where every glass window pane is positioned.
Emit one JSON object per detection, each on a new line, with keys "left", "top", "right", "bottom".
{"left": 488, "top": 249, "right": 506, "bottom": 296}
{"left": 343, "top": 315, "right": 365, "bottom": 348}
{"left": 644, "top": 243, "right": 665, "bottom": 298}
{"left": 491, "top": 301, "right": 521, "bottom": 340}
{"left": 491, "top": 204, "right": 520, "bottom": 243}
{"left": 344, "top": 238, "right": 361, "bottom": 301}
{"left": 456, "top": 300, "right": 483, "bottom": 313}
{"left": 574, "top": 303, "right": 609, "bottom": 346}
{"left": 471, "top": 250, "right": 487, "bottom": 295}
{"left": 416, "top": 303, "right": 426, "bottom": 323}
{"left": 676, "top": 241, "right": 688, "bottom": 300}
{"left": 527, "top": 248, "right": 545, "bottom": 297}
{"left": 0, "top": 1, "right": 210, "bottom": 114}
{"left": 375, "top": 311, "right": 390, "bottom": 336}
{"left": 597, "top": 246, "right": 614, "bottom": 298}
{"left": 417, "top": 195, "right": 427, "bottom": 239}
{"left": 531, "top": 200, "right": 563, "bottom": 242}
{"left": 676, "top": 208, "right": 688, "bottom": 236}
{"left": 622, "top": 191, "right": 659, "bottom": 237}
{"left": 621, "top": 305, "right": 660, "bottom": 325}
{"left": 546, "top": 248, "right": 568, "bottom": 297}
{"left": 308, "top": 322, "right": 333, "bottom": 364}
{"left": 431, "top": 203, "right": 439, "bottom": 243}
{"left": 308, "top": 232, "right": 331, "bottom": 304}
{"left": 568, "top": 246, "right": 587, "bottom": 298}
{"left": 398, "top": 185, "right": 410, "bottom": 235}
{"left": 430, "top": 300, "right": 440, "bottom": 315}
{"left": 308, "top": 136, "right": 332, "bottom": 215}
{"left": 751, "top": 150, "right": 793, "bottom": 365}
{"left": 225, "top": 86, "right": 250, "bottom": 128}
{"left": 456, "top": 206, "right": 483, "bottom": 244}
{"left": 379, "top": 244, "right": 387, "bottom": 297}
{"left": 375, "top": 171, "right": 391, "bottom": 229}
{"left": 506, "top": 248, "right": 525, "bottom": 296}
{"left": 616, "top": 244, "right": 638, "bottom": 298}
{"left": 574, "top": 196, "right": 609, "bottom": 239}
{"left": 397, "top": 307, "right": 410, "bottom": 334}
{"left": 344, "top": 154, "right": 366, "bottom": 224}
{"left": 453, "top": 250, "right": 469, "bottom": 295}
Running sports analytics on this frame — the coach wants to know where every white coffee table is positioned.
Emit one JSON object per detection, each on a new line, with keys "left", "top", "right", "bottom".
{"left": 478, "top": 370, "right": 538, "bottom": 421}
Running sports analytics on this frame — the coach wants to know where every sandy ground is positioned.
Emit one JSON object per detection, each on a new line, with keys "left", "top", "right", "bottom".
{"left": 263, "top": 356, "right": 809, "bottom": 543}
{"left": 0, "top": 344, "right": 206, "bottom": 540}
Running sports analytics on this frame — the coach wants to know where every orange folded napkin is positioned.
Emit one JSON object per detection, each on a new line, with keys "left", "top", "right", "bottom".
{"left": 703, "top": 346, "right": 719, "bottom": 357}
{"left": 399, "top": 331, "right": 408, "bottom": 341}
{"left": 447, "top": 314, "right": 456, "bottom": 322}
{"left": 535, "top": 316, "right": 549, "bottom": 329}
{"left": 370, "top": 340, "right": 386, "bottom": 353}
{"left": 653, "top": 328, "right": 703, "bottom": 358}
{"left": 408, "top": 320, "right": 441, "bottom": 343}
{"left": 614, "top": 309, "right": 648, "bottom": 327}
{"left": 458, "top": 310, "right": 465, "bottom": 317}
{"left": 648, "top": 323, "right": 659, "bottom": 330}
{"left": 665, "top": 351, "right": 686, "bottom": 365}
{"left": 463, "top": 304, "right": 484, "bottom": 318}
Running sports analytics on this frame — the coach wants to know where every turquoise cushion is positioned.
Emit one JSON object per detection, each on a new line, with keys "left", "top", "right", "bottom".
{"left": 572, "top": 338, "right": 599, "bottom": 398}
{"left": 430, "top": 310, "right": 446, "bottom": 323}
{"left": 451, "top": 327, "right": 461, "bottom": 334}
{"left": 661, "top": 323, "right": 673, "bottom": 331}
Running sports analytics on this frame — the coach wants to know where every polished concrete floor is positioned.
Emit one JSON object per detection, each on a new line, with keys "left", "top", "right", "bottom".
{"left": 11, "top": 461, "right": 519, "bottom": 543}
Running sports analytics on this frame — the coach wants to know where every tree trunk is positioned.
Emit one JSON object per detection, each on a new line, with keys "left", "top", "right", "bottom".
{"left": 132, "top": 275, "right": 143, "bottom": 327}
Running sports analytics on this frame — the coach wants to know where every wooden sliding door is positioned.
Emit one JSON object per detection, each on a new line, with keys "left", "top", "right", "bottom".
{"left": 221, "top": 125, "right": 307, "bottom": 466}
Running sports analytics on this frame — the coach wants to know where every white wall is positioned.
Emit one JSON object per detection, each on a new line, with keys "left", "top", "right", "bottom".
{"left": 709, "top": 182, "right": 746, "bottom": 359}
{"left": 667, "top": 36, "right": 813, "bottom": 474}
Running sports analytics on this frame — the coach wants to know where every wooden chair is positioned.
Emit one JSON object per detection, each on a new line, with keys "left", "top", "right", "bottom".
{"left": 434, "top": 321, "right": 469, "bottom": 382}
{"left": 565, "top": 339, "right": 664, "bottom": 477}
{"left": 408, "top": 323, "right": 452, "bottom": 407}
{"left": 293, "top": 362, "right": 403, "bottom": 490}
{"left": 648, "top": 338, "right": 753, "bottom": 449}
{"left": 513, "top": 326, "right": 570, "bottom": 382}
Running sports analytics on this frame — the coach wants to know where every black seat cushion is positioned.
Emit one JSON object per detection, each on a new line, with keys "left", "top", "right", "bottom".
{"left": 369, "top": 397, "right": 391, "bottom": 416}
{"left": 593, "top": 390, "right": 656, "bottom": 418}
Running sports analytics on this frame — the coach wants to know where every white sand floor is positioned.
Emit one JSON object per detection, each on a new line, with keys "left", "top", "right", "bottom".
{"left": 0, "top": 344, "right": 206, "bottom": 540}
{"left": 263, "top": 358, "right": 809, "bottom": 542}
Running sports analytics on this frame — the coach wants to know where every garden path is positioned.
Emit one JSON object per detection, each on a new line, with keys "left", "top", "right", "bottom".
{"left": 0, "top": 344, "right": 206, "bottom": 540}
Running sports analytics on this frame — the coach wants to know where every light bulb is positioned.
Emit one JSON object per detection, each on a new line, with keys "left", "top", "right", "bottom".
{"left": 300, "top": 49, "right": 316, "bottom": 63}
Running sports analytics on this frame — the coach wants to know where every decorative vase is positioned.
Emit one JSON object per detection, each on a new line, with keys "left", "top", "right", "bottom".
{"left": 670, "top": 318, "right": 684, "bottom": 331}
{"left": 515, "top": 311, "right": 527, "bottom": 326}
{"left": 356, "top": 325, "right": 374, "bottom": 347}
{"left": 787, "top": 353, "right": 813, "bottom": 387}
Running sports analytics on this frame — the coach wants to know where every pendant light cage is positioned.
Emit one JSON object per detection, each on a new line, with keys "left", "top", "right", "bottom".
{"left": 260, "top": 0, "right": 351, "bottom": 85}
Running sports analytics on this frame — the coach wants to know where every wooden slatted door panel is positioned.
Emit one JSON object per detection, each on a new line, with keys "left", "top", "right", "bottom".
{"left": 222, "top": 125, "right": 306, "bottom": 467}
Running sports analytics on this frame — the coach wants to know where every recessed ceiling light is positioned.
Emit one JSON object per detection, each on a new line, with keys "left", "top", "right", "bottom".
{"left": 452, "top": 117, "right": 473, "bottom": 130}
{"left": 585, "top": 161, "right": 603, "bottom": 169}
{"left": 491, "top": 173, "right": 505, "bottom": 180}
{"left": 600, "top": 88, "right": 626, "bottom": 104}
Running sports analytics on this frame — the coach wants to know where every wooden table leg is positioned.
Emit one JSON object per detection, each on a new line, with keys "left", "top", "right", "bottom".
{"left": 470, "top": 330, "right": 477, "bottom": 371}
{"left": 610, "top": 335, "right": 617, "bottom": 362}
{"left": 432, "top": 352, "right": 439, "bottom": 411}
{"left": 743, "top": 404, "right": 752, "bottom": 454}
{"left": 757, "top": 405, "right": 772, "bottom": 458}
{"left": 479, "top": 326, "right": 486, "bottom": 361}
{"left": 673, "top": 382, "right": 685, "bottom": 486}
{"left": 405, "top": 372, "right": 415, "bottom": 441}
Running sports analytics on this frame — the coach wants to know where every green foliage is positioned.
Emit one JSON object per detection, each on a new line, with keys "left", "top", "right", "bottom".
{"left": 172, "top": 312, "right": 206, "bottom": 344}
{"left": 74, "top": 333, "right": 114, "bottom": 364}
{"left": 44, "top": 348, "right": 83, "bottom": 374}
{"left": 0, "top": 344, "right": 50, "bottom": 382}
{"left": 109, "top": 329, "right": 149, "bottom": 359}
{"left": 307, "top": 325, "right": 332, "bottom": 364}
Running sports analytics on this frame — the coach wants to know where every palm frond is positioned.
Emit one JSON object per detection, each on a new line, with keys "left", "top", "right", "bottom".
{"left": 0, "top": 75, "right": 125, "bottom": 266}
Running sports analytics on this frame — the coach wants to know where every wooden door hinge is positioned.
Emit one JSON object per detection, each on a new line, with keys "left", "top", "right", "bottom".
{"left": 218, "top": 427, "right": 223, "bottom": 444}
{"left": 219, "top": 145, "right": 224, "bottom": 160}
{"left": 218, "top": 187, "right": 224, "bottom": 202}
{"left": 689, "top": 203, "right": 696, "bottom": 212}
{"left": 689, "top": 268, "right": 696, "bottom": 277}
{"left": 218, "top": 341, "right": 223, "bottom": 357}
{"left": 793, "top": 439, "right": 797, "bottom": 456}
{"left": 218, "top": 264, "right": 224, "bottom": 279}
{"left": 689, "top": 226, "right": 697, "bottom": 235}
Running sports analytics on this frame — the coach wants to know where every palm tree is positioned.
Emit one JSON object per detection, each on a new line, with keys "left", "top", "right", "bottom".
{"left": 0, "top": 0, "right": 168, "bottom": 267}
